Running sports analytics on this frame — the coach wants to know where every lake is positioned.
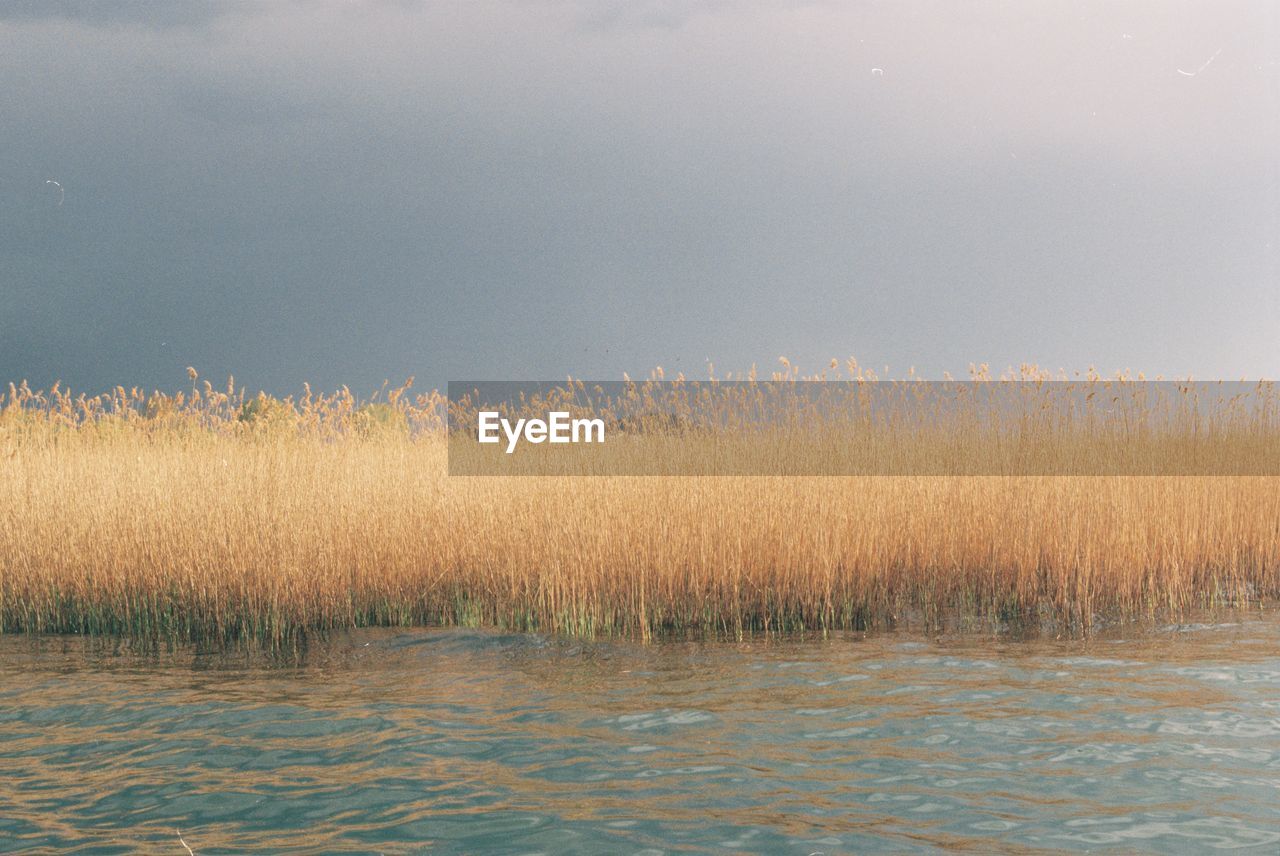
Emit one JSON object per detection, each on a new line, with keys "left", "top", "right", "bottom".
{"left": 2, "top": 616, "right": 1279, "bottom": 853}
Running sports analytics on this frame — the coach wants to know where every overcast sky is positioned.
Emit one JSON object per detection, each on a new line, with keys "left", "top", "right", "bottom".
{"left": 2, "top": 0, "right": 1277, "bottom": 394}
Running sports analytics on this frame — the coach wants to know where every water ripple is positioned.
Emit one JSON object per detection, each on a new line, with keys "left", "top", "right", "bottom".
{"left": 2, "top": 616, "right": 1279, "bottom": 853}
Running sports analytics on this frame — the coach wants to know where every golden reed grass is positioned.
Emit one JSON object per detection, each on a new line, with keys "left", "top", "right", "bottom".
{"left": 2, "top": 363, "right": 1278, "bottom": 647}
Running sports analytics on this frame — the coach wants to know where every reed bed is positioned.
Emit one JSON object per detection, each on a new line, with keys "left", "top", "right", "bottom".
{"left": 2, "top": 365, "right": 1279, "bottom": 648}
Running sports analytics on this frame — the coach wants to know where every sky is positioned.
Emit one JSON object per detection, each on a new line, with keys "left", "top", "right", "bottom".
{"left": 1, "top": 0, "right": 1277, "bottom": 395}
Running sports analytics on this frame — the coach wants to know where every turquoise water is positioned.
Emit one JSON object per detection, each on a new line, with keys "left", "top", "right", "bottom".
{"left": 2, "top": 618, "right": 1279, "bottom": 854}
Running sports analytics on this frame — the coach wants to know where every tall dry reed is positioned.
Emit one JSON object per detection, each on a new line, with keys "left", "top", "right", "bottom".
{"left": 1, "top": 365, "right": 1277, "bottom": 647}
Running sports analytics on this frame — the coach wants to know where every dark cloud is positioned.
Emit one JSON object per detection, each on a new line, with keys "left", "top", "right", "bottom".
{"left": 0, "top": 1, "right": 1276, "bottom": 395}
{"left": 0, "top": 0, "right": 235, "bottom": 29}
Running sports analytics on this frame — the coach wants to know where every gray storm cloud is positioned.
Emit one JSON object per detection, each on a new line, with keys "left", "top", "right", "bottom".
{"left": 1, "top": 1, "right": 1276, "bottom": 394}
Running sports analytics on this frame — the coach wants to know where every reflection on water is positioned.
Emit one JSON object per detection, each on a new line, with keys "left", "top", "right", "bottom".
{"left": 2, "top": 618, "right": 1279, "bottom": 854}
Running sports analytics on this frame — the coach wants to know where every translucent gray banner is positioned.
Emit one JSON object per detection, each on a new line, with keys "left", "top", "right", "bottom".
{"left": 447, "top": 381, "right": 1280, "bottom": 476}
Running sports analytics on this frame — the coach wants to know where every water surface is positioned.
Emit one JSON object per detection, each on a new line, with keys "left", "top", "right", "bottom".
{"left": 2, "top": 617, "right": 1279, "bottom": 853}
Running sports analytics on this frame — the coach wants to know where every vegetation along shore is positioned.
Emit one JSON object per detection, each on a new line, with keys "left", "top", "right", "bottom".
{"left": 3, "top": 362, "right": 1279, "bottom": 648}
